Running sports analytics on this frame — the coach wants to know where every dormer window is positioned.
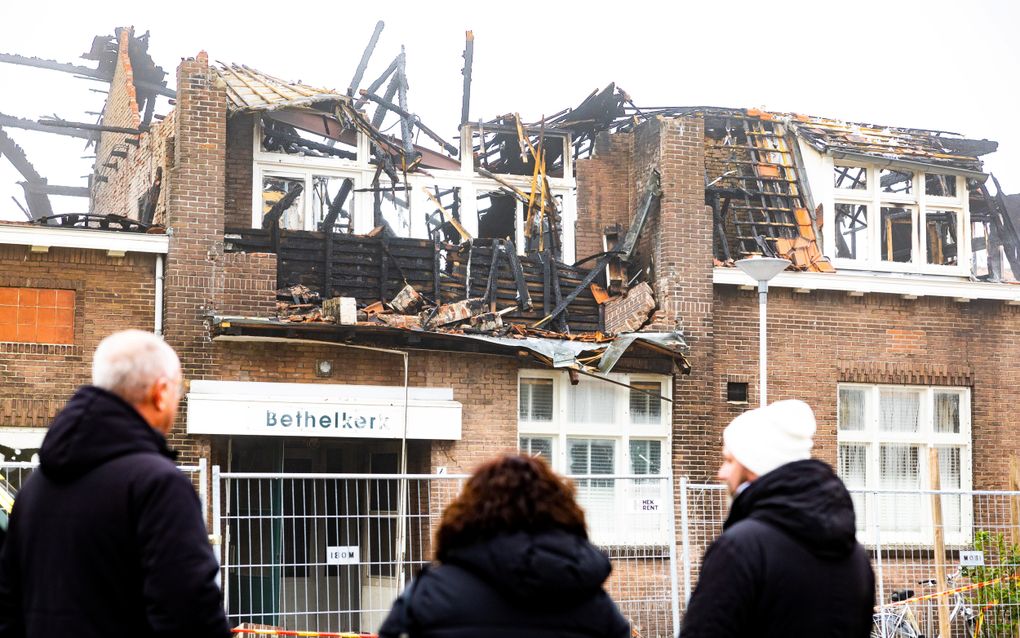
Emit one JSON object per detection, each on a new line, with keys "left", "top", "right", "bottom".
{"left": 830, "top": 162, "right": 966, "bottom": 274}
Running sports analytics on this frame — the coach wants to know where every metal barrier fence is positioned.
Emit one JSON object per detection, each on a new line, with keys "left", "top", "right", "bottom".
{"left": 211, "top": 471, "right": 679, "bottom": 637}
{"left": 0, "top": 460, "right": 209, "bottom": 520}
{"left": 679, "top": 482, "right": 1020, "bottom": 637}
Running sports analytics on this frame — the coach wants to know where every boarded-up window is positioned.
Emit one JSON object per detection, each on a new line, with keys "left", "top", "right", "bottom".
{"left": 0, "top": 287, "right": 74, "bottom": 344}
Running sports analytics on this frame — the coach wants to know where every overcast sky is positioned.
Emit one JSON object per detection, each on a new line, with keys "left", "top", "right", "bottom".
{"left": 2, "top": 0, "right": 1018, "bottom": 221}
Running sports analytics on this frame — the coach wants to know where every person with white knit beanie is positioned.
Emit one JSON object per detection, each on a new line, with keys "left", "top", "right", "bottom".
{"left": 680, "top": 399, "right": 874, "bottom": 638}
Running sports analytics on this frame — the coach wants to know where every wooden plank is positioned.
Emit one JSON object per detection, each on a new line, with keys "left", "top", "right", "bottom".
{"left": 929, "top": 447, "right": 951, "bottom": 638}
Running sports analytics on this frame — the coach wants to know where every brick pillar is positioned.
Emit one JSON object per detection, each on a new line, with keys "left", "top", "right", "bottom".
{"left": 629, "top": 117, "right": 716, "bottom": 480}
{"left": 162, "top": 52, "right": 226, "bottom": 464}
{"left": 574, "top": 131, "right": 634, "bottom": 261}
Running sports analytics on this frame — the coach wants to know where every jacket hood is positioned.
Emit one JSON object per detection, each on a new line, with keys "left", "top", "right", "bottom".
{"left": 725, "top": 459, "right": 859, "bottom": 559}
{"left": 443, "top": 529, "right": 612, "bottom": 606}
{"left": 40, "top": 385, "right": 175, "bottom": 482}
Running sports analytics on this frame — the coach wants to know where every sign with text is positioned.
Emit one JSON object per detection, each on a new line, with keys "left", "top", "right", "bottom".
{"left": 186, "top": 382, "right": 461, "bottom": 440}
{"left": 960, "top": 550, "right": 985, "bottom": 567}
{"left": 326, "top": 546, "right": 360, "bottom": 565}
{"left": 637, "top": 498, "right": 661, "bottom": 512}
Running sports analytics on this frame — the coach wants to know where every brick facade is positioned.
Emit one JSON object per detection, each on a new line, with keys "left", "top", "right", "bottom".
{"left": 0, "top": 245, "right": 156, "bottom": 429}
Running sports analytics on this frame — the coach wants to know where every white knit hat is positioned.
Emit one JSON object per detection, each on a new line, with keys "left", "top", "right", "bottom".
{"left": 723, "top": 400, "right": 816, "bottom": 477}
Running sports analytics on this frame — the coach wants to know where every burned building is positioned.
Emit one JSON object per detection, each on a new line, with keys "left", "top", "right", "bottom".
{"left": 3, "top": 23, "right": 1020, "bottom": 638}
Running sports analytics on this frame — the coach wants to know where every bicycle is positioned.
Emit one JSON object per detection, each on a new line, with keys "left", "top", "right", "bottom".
{"left": 871, "top": 571, "right": 979, "bottom": 638}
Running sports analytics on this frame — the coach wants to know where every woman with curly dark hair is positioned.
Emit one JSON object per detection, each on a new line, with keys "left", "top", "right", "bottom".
{"left": 378, "top": 453, "right": 630, "bottom": 638}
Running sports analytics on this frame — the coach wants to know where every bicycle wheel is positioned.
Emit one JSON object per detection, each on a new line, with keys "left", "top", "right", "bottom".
{"left": 872, "top": 612, "right": 921, "bottom": 638}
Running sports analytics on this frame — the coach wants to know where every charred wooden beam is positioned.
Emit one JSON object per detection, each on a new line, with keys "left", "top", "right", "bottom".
{"left": 533, "top": 254, "right": 608, "bottom": 329}
{"left": 0, "top": 52, "right": 175, "bottom": 98}
{"left": 460, "top": 31, "right": 474, "bottom": 126}
{"left": 348, "top": 20, "right": 385, "bottom": 97}
{"left": 19, "top": 183, "right": 89, "bottom": 197}
{"left": 39, "top": 118, "right": 146, "bottom": 136}
{"left": 0, "top": 112, "right": 91, "bottom": 139}
{"left": 320, "top": 178, "right": 354, "bottom": 232}
{"left": 503, "top": 241, "right": 532, "bottom": 310}
{"left": 358, "top": 90, "right": 459, "bottom": 156}
{"left": 0, "top": 127, "right": 52, "bottom": 218}
{"left": 354, "top": 55, "right": 400, "bottom": 110}
{"left": 618, "top": 169, "right": 660, "bottom": 260}
{"left": 262, "top": 184, "right": 304, "bottom": 230}
{"left": 396, "top": 50, "right": 414, "bottom": 161}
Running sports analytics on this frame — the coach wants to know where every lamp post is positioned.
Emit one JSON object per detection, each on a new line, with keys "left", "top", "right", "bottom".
{"left": 734, "top": 256, "right": 791, "bottom": 407}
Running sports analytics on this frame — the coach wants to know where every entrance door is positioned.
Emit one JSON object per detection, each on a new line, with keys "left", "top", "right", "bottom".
{"left": 360, "top": 452, "right": 401, "bottom": 632}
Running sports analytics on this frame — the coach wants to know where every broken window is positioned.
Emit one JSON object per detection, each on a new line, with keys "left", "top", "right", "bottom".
{"left": 880, "top": 206, "right": 914, "bottom": 262}
{"left": 374, "top": 185, "right": 412, "bottom": 237}
{"left": 924, "top": 209, "right": 958, "bottom": 266}
{"left": 879, "top": 168, "right": 914, "bottom": 195}
{"left": 420, "top": 185, "right": 463, "bottom": 243}
{"left": 834, "top": 164, "right": 867, "bottom": 190}
{"left": 926, "top": 173, "right": 958, "bottom": 198}
{"left": 311, "top": 176, "right": 354, "bottom": 233}
{"left": 476, "top": 190, "right": 518, "bottom": 242}
{"left": 835, "top": 203, "right": 869, "bottom": 260}
{"left": 260, "top": 116, "right": 358, "bottom": 162}
{"left": 262, "top": 175, "right": 305, "bottom": 230}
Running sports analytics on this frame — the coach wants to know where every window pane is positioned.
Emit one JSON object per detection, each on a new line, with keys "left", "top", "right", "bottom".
{"left": 630, "top": 440, "right": 662, "bottom": 476}
{"left": 839, "top": 443, "right": 868, "bottom": 534}
{"left": 262, "top": 176, "right": 305, "bottom": 230}
{"left": 569, "top": 378, "right": 617, "bottom": 425}
{"left": 834, "top": 165, "right": 867, "bottom": 190}
{"left": 630, "top": 382, "right": 662, "bottom": 425}
{"left": 838, "top": 387, "right": 867, "bottom": 431}
{"left": 925, "top": 209, "right": 958, "bottom": 266}
{"left": 376, "top": 186, "right": 412, "bottom": 237}
{"left": 878, "top": 444, "right": 922, "bottom": 534}
{"left": 938, "top": 447, "right": 963, "bottom": 535}
{"left": 880, "top": 206, "right": 913, "bottom": 263}
{"left": 835, "top": 203, "right": 869, "bottom": 260}
{"left": 519, "top": 436, "right": 553, "bottom": 465}
{"left": 880, "top": 168, "right": 914, "bottom": 195}
{"left": 934, "top": 392, "right": 961, "bottom": 433}
{"left": 311, "top": 175, "right": 354, "bottom": 233}
{"left": 519, "top": 378, "right": 553, "bottom": 422}
{"left": 879, "top": 389, "right": 920, "bottom": 432}
{"left": 926, "top": 174, "right": 957, "bottom": 198}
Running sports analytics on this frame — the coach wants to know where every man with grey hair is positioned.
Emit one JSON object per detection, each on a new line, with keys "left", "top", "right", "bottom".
{"left": 0, "top": 330, "right": 229, "bottom": 638}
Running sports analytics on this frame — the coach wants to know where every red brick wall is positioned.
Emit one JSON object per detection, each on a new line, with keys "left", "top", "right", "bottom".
{"left": 219, "top": 252, "right": 278, "bottom": 317}
{"left": 713, "top": 285, "right": 1017, "bottom": 489}
{"left": 162, "top": 52, "right": 227, "bottom": 465}
{"left": 225, "top": 113, "right": 255, "bottom": 229}
{"left": 575, "top": 131, "right": 634, "bottom": 261}
{"left": 0, "top": 244, "right": 156, "bottom": 427}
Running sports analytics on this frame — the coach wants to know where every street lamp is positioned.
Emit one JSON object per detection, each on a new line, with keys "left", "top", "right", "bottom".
{"left": 734, "top": 256, "right": 791, "bottom": 407}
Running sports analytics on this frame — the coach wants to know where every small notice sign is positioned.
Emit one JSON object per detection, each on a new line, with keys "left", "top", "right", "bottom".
{"left": 960, "top": 550, "right": 985, "bottom": 567}
{"left": 638, "top": 498, "right": 660, "bottom": 512}
{"left": 326, "top": 546, "right": 360, "bottom": 565}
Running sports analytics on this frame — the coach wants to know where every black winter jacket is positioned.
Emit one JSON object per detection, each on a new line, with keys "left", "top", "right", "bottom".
{"left": 680, "top": 460, "right": 874, "bottom": 638}
{"left": 0, "top": 386, "right": 230, "bottom": 638}
{"left": 378, "top": 529, "right": 630, "bottom": 638}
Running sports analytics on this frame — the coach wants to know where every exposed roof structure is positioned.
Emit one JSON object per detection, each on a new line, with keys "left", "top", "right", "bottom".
{"left": 212, "top": 64, "right": 346, "bottom": 112}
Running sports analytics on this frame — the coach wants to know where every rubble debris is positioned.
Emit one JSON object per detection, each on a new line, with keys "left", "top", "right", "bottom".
{"left": 431, "top": 298, "right": 485, "bottom": 327}
{"left": 375, "top": 313, "right": 422, "bottom": 330}
{"left": 605, "top": 283, "right": 655, "bottom": 334}
{"left": 322, "top": 297, "right": 358, "bottom": 325}
{"left": 388, "top": 284, "right": 424, "bottom": 314}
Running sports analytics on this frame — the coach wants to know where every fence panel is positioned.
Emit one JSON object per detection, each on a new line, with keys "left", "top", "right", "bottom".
{"left": 214, "top": 471, "right": 679, "bottom": 637}
{"left": 679, "top": 484, "right": 1020, "bottom": 638}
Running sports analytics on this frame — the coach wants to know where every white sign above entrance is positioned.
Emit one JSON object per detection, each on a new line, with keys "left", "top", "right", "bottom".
{"left": 186, "top": 380, "right": 461, "bottom": 440}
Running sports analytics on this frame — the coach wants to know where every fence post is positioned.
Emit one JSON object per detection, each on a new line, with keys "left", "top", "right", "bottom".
{"left": 679, "top": 477, "right": 692, "bottom": 606}
{"left": 198, "top": 457, "right": 208, "bottom": 526}
{"left": 212, "top": 465, "right": 224, "bottom": 595}
{"left": 666, "top": 476, "right": 681, "bottom": 633}
{"left": 870, "top": 490, "right": 886, "bottom": 622}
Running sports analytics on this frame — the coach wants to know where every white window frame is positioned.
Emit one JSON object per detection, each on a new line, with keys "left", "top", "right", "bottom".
{"left": 827, "top": 160, "right": 968, "bottom": 276}
{"left": 251, "top": 119, "right": 577, "bottom": 261}
{"left": 836, "top": 383, "right": 972, "bottom": 546}
{"left": 517, "top": 369, "right": 671, "bottom": 546}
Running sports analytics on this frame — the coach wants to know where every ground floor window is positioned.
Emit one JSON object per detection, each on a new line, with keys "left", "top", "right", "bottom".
{"left": 836, "top": 384, "right": 972, "bottom": 544}
{"left": 518, "top": 371, "right": 671, "bottom": 546}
